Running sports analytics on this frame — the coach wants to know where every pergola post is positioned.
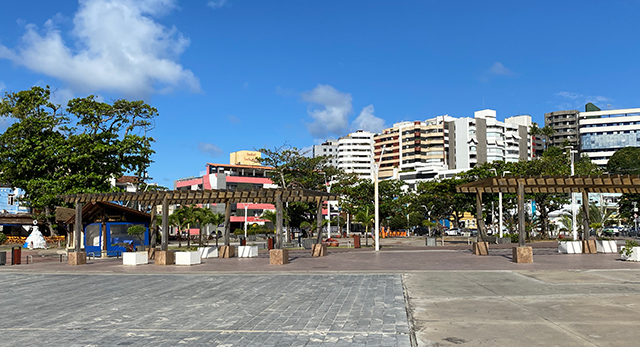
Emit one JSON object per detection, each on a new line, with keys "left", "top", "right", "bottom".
{"left": 312, "top": 198, "right": 327, "bottom": 257}
{"left": 68, "top": 199, "right": 86, "bottom": 265}
{"left": 475, "top": 192, "right": 485, "bottom": 242}
{"left": 156, "top": 194, "right": 174, "bottom": 265}
{"left": 582, "top": 190, "right": 590, "bottom": 241}
{"left": 518, "top": 181, "right": 526, "bottom": 247}
{"left": 161, "top": 196, "right": 168, "bottom": 251}
{"left": 512, "top": 180, "right": 533, "bottom": 263}
{"left": 224, "top": 200, "right": 231, "bottom": 246}
{"left": 581, "top": 190, "right": 596, "bottom": 253}
{"left": 275, "top": 191, "right": 283, "bottom": 249}
{"left": 75, "top": 200, "right": 83, "bottom": 253}
{"left": 316, "top": 198, "right": 323, "bottom": 244}
{"left": 101, "top": 210, "right": 107, "bottom": 258}
{"left": 150, "top": 204, "right": 157, "bottom": 249}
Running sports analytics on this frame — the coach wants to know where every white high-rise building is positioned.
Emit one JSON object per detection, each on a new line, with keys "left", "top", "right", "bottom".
{"left": 312, "top": 139, "right": 339, "bottom": 167}
{"left": 579, "top": 107, "right": 640, "bottom": 166}
{"left": 446, "top": 109, "right": 531, "bottom": 170}
{"left": 337, "top": 130, "right": 375, "bottom": 180}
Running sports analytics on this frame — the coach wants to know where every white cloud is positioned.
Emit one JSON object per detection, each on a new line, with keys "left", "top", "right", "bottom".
{"left": 197, "top": 142, "right": 223, "bottom": 157}
{"left": 554, "top": 91, "right": 613, "bottom": 110}
{"left": 489, "top": 62, "right": 514, "bottom": 76}
{"left": 555, "top": 91, "right": 581, "bottom": 99}
{"left": 352, "top": 104, "right": 386, "bottom": 133}
{"left": 0, "top": 0, "right": 200, "bottom": 98}
{"left": 301, "top": 84, "right": 352, "bottom": 139}
{"left": 207, "top": 0, "right": 228, "bottom": 9}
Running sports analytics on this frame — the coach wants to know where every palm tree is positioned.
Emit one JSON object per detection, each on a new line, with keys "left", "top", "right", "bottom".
{"left": 260, "top": 209, "right": 290, "bottom": 232}
{"left": 579, "top": 202, "right": 615, "bottom": 237}
{"left": 354, "top": 207, "right": 374, "bottom": 246}
{"left": 193, "top": 207, "right": 219, "bottom": 247}
{"left": 169, "top": 205, "right": 195, "bottom": 248}
{"left": 541, "top": 125, "right": 556, "bottom": 150}
{"left": 207, "top": 212, "right": 225, "bottom": 247}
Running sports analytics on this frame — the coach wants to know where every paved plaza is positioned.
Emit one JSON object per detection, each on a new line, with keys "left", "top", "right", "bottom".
{"left": 0, "top": 273, "right": 411, "bottom": 346}
{"left": 1, "top": 238, "right": 640, "bottom": 346}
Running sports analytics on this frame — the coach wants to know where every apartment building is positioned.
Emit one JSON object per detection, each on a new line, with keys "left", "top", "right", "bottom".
{"left": 312, "top": 139, "right": 339, "bottom": 167}
{"left": 545, "top": 109, "right": 580, "bottom": 148}
{"left": 337, "top": 131, "right": 375, "bottom": 180}
{"left": 374, "top": 116, "right": 452, "bottom": 179}
{"left": 446, "top": 109, "right": 530, "bottom": 170}
{"left": 579, "top": 107, "right": 640, "bottom": 166}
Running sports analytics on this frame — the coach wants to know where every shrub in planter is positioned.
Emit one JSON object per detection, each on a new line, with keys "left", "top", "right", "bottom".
{"left": 620, "top": 240, "right": 639, "bottom": 261}
{"left": 0, "top": 232, "right": 6, "bottom": 245}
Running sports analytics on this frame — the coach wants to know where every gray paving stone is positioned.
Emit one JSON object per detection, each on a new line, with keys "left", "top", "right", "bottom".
{"left": 0, "top": 273, "right": 413, "bottom": 346}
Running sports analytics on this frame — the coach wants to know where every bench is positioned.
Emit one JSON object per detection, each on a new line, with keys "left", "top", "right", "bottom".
{"left": 87, "top": 251, "right": 122, "bottom": 260}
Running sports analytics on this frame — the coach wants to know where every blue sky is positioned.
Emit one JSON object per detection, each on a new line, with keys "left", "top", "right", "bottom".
{"left": 1, "top": 0, "right": 639, "bottom": 186}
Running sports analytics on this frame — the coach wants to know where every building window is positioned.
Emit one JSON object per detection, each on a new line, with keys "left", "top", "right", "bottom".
{"left": 8, "top": 194, "right": 15, "bottom": 206}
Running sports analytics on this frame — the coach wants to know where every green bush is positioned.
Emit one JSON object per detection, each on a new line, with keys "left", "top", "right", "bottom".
{"left": 504, "top": 233, "right": 519, "bottom": 243}
{"left": 0, "top": 232, "right": 6, "bottom": 245}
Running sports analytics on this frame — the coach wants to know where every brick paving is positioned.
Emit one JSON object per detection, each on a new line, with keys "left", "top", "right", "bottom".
{"left": 0, "top": 273, "right": 412, "bottom": 346}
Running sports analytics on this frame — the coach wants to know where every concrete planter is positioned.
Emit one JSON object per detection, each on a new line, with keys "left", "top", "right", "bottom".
{"left": 238, "top": 245, "right": 258, "bottom": 258}
{"left": 198, "top": 247, "right": 218, "bottom": 258}
{"left": 558, "top": 241, "right": 582, "bottom": 254}
{"left": 426, "top": 237, "right": 437, "bottom": 246}
{"left": 621, "top": 247, "right": 640, "bottom": 261}
{"left": 596, "top": 240, "right": 617, "bottom": 253}
{"left": 497, "top": 237, "right": 512, "bottom": 244}
{"left": 123, "top": 251, "right": 149, "bottom": 266}
{"left": 175, "top": 251, "right": 201, "bottom": 266}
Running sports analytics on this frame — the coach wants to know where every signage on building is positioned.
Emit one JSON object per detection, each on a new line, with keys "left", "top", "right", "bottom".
{"left": 230, "top": 150, "right": 261, "bottom": 165}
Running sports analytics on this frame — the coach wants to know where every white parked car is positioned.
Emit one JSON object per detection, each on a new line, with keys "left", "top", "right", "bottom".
{"left": 445, "top": 228, "right": 460, "bottom": 236}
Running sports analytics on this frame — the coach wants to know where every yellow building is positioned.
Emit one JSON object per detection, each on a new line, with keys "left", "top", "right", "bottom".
{"left": 230, "top": 150, "right": 261, "bottom": 165}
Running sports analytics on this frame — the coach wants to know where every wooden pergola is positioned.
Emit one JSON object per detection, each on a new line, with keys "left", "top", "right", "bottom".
{"left": 60, "top": 188, "right": 339, "bottom": 258}
{"left": 457, "top": 174, "right": 640, "bottom": 248}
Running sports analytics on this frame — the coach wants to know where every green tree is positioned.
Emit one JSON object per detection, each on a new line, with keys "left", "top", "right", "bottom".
{"left": 354, "top": 207, "right": 374, "bottom": 245}
{"left": 0, "top": 86, "right": 157, "bottom": 234}
{"left": 127, "top": 224, "right": 147, "bottom": 251}
{"left": 606, "top": 147, "right": 640, "bottom": 174}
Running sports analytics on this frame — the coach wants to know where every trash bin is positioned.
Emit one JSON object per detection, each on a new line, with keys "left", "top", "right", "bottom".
{"left": 12, "top": 247, "right": 21, "bottom": 265}
{"left": 353, "top": 234, "right": 361, "bottom": 248}
{"left": 240, "top": 237, "right": 247, "bottom": 246}
{"left": 303, "top": 238, "right": 317, "bottom": 250}
{"left": 426, "top": 237, "right": 437, "bottom": 247}
{"left": 0, "top": 251, "right": 6, "bottom": 266}
{"left": 267, "top": 237, "right": 274, "bottom": 250}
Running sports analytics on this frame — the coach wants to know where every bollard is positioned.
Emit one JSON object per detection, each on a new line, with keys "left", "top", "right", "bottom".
{"left": 12, "top": 247, "right": 22, "bottom": 265}
{"left": 353, "top": 234, "right": 361, "bottom": 248}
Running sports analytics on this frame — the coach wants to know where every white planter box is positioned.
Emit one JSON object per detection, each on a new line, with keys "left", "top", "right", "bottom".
{"left": 175, "top": 251, "right": 201, "bottom": 266}
{"left": 238, "top": 245, "right": 258, "bottom": 258}
{"left": 123, "top": 252, "right": 148, "bottom": 266}
{"left": 558, "top": 241, "right": 582, "bottom": 254}
{"left": 596, "top": 240, "right": 617, "bottom": 253}
{"left": 621, "top": 247, "right": 640, "bottom": 261}
{"left": 198, "top": 247, "right": 218, "bottom": 258}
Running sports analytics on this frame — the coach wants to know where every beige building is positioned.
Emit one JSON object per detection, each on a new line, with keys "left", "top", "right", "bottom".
{"left": 374, "top": 116, "right": 452, "bottom": 179}
{"left": 230, "top": 150, "right": 261, "bottom": 166}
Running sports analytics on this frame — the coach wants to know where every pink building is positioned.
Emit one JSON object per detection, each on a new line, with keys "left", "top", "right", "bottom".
{"left": 174, "top": 163, "right": 277, "bottom": 233}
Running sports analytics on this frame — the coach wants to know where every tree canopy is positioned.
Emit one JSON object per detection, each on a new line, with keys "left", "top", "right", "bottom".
{"left": 606, "top": 147, "right": 640, "bottom": 175}
{"left": 0, "top": 86, "right": 158, "bottom": 231}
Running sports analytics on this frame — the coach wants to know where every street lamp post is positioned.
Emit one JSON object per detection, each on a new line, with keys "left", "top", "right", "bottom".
{"left": 489, "top": 169, "right": 510, "bottom": 241}
{"left": 374, "top": 145, "right": 386, "bottom": 251}
{"left": 244, "top": 204, "right": 248, "bottom": 238}
{"left": 565, "top": 146, "right": 578, "bottom": 240}
{"left": 634, "top": 202, "right": 638, "bottom": 235}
